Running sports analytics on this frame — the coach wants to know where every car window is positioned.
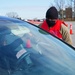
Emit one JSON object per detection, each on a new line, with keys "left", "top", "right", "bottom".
{"left": 0, "top": 19, "right": 75, "bottom": 75}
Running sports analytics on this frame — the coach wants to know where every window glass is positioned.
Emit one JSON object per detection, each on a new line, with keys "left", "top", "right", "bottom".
{"left": 0, "top": 20, "right": 75, "bottom": 75}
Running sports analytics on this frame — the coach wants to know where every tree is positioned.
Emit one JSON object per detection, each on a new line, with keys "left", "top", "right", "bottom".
{"left": 6, "top": 12, "right": 19, "bottom": 18}
{"left": 69, "top": 0, "right": 75, "bottom": 19}
{"left": 73, "top": 0, "right": 75, "bottom": 19}
{"left": 54, "top": 0, "right": 65, "bottom": 19}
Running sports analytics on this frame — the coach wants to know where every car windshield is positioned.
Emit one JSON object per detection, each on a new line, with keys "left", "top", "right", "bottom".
{"left": 0, "top": 17, "right": 75, "bottom": 75}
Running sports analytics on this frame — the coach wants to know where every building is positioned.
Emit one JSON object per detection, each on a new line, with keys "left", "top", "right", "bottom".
{"left": 65, "top": 8, "right": 72, "bottom": 20}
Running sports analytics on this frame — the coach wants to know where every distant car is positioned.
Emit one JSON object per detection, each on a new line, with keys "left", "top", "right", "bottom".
{"left": 0, "top": 16, "right": 75, "bottom": 75}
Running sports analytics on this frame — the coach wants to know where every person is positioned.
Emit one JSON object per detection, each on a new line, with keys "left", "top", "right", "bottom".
{"left": 39, "top": 6, "right": 72, "bottom": 45}
{"left": 0, "top": 26, "right": 33, "bottom": 75}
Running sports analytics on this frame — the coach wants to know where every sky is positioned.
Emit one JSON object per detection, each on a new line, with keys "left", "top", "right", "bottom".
{"left": 0, "top": 0, "right": 55, "bottom": 19}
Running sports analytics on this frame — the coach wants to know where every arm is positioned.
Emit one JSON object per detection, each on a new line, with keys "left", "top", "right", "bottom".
{"left": 38, "top": 23, "right": 43, "bottom": 27}
{"left": 60, "top": 24, "right": 73, "bottom": 45}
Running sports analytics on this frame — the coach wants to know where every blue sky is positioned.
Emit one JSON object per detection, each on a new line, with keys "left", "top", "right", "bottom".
{"left": 0, "top": 0, "right": 55, "bottom": 19}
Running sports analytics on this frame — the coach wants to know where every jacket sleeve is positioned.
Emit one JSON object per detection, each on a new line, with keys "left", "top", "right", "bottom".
{"left": 60, "top": 24, "right": 73, "bottom": 46}
{"left": 38, "top": 23, "right": 43, "bottom": 27}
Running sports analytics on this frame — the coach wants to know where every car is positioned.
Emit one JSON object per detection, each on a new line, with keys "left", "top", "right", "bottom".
{"left": 0, "top": 16, "right": 75, "bottom": 75}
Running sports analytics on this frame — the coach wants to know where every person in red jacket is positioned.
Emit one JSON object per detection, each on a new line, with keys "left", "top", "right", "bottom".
{"left": 39, "top": 6, "right": 72, "bottom": 45}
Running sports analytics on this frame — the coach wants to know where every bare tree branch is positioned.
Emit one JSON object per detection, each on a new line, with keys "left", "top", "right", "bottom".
{"left": 6, "top": 12, "right": 19, "bottom": 18}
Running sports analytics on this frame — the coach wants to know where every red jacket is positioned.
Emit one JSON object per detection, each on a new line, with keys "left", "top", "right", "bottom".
{"left": 40, "top": 20, "right": 67, "bottom": 39}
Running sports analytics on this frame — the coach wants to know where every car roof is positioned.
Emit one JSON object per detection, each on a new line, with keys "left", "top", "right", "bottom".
{"left": 0, "top": 16, "right": 23, "bottom": 23}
